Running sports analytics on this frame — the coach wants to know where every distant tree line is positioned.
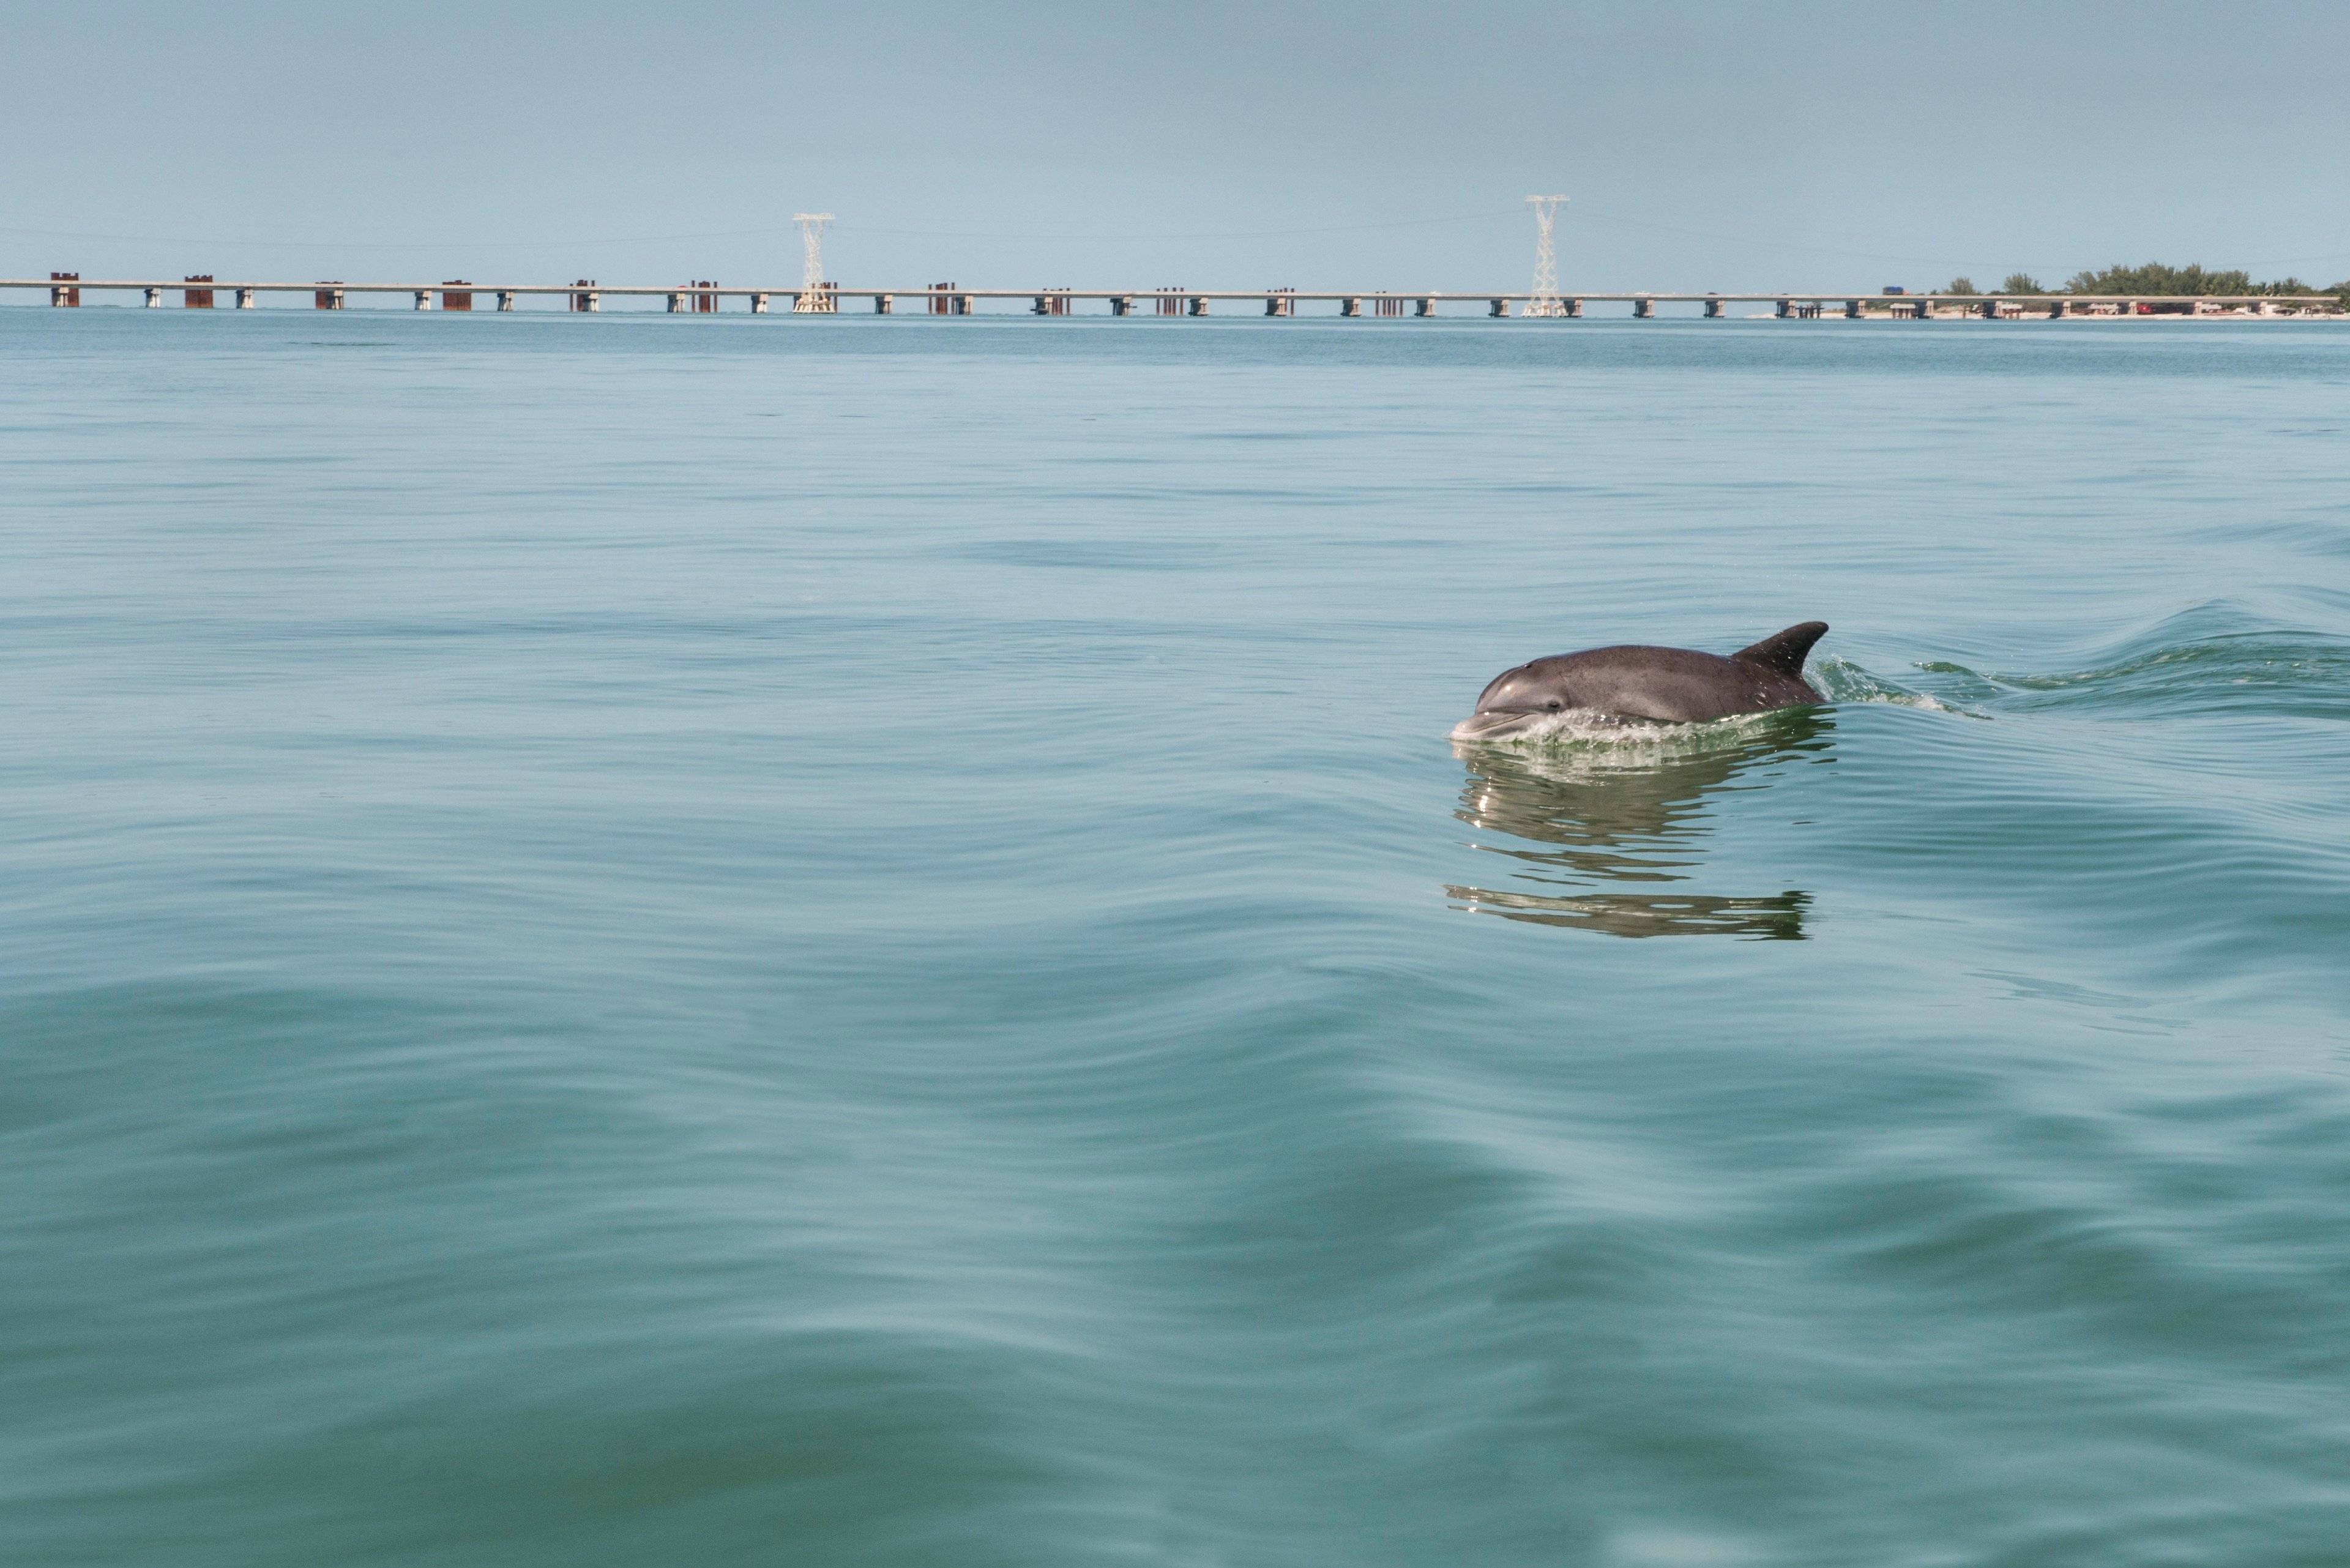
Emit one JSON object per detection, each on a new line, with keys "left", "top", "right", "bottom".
{"left": 1935, "top": 265, "right": 2348, "bottom": 304}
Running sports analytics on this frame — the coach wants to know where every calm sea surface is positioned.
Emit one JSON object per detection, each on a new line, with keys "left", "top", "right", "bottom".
{"left": 4, "top": 308, "right": 2347, "bottom": 1566}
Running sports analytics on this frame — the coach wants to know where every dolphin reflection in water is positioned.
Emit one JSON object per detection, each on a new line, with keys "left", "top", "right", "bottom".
{"left": 1446, "top": 709, "right": 1833, "bottom": 939}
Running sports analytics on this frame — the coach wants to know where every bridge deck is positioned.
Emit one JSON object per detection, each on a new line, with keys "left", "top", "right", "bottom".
{"left": 8, "top": 279, "right": 2338, "bottom": 310}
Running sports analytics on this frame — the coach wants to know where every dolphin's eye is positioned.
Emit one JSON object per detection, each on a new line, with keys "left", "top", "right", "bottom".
{"left": 1545, "top": 700, "right": 1564, "bottom": 711}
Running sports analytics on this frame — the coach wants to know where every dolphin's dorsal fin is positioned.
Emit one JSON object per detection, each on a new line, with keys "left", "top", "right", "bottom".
{"left": 1731, "top": 622, "right": 1829, "bottom": 677}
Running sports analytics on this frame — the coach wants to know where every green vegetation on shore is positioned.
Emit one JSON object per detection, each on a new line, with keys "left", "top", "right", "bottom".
{"left": 1930, "top": 264, "right": 2349, "bottom": 305}
{"left": 2063, "top": 263, "right": 2323, "bottom": 297}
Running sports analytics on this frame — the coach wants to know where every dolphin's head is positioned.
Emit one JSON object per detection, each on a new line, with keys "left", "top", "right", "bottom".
{"left": 1450, "top": 657, "right": 1583, "bottom": 742}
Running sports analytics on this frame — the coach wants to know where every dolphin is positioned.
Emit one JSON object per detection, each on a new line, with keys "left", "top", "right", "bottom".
{"left": 1451, "top": 622, "right": 1829, "bottom": 741}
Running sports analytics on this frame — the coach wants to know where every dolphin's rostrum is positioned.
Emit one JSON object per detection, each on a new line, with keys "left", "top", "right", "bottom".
{"left": 1452, "top": 622, "right": 1829, "bottom": 741}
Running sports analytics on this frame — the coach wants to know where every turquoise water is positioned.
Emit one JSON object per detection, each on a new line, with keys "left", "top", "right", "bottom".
{"left": 4, "top": 308, "right": 2347, "bottom": 1566}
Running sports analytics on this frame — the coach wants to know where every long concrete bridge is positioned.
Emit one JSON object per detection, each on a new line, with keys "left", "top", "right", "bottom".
{"left": 8, "top": 277, "right": 2338, "bottom": 318}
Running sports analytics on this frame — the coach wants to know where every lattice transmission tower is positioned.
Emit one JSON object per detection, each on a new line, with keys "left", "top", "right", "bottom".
{"left": 1523, "top": 195, "right": 1570, "bottom": 318}
{"left": 793, "top": 212, "right": 835, "bottom": 313}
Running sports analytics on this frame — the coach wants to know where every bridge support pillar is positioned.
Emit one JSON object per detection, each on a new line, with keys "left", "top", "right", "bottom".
{"left": 236, "top": 288, "right": 255, "bottom": 309}
{"left": 1488, "top": 297, "right": 1509, "bottom": 316}
{"left": 1340, "top": 297, "right": 1362, "bottom": 317}
{"left": 414, "top": 291, "right": 433, "bottom": 311}
{"left": 1632, "top": 297, "right": 1654, "bottom": 318}
{"left": 1774, "top": 297, "right": 1792, "bottom": 319}
{"left": 871, "top": 294, "right": 889, "bottom": 314}
{"left": 1565, "top": 297, "right": 1582, "bottom": 317}
{"left": 1109, "top": 296, "right": 1132, "bottom": 315}
{"left": 1703, "top": 297, "right": 1724, "bottom": 318}
{"left": 1032, "top": 296, "right": 1050, "bottom": 315}
{"left": 496, "top": 291, "right": 514, "bottom": 312}
{"left": 1188, "top": 296, "right": 1207, "bottom": 316}
{"left": 1414, "top": 297, "right": 1434, "bottom": 317}
{"left": 1845, "top": 299, "right": 1862, "bottom": 318}
{"left": 667, "top": 293, "right": 685, "bottom": 313}
{"left": 1979, "top": 300, "right": 1998, "bottom": 319}
{"left": 144, "top": 287, "right": 163, "bottom": 308}
{"left": 751, "top": 292, "right": 770, "bottom": 313}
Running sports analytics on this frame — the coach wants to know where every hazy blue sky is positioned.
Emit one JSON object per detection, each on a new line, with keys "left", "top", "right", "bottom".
{"left": 7, "top": 0, "right": 2347, "bottom": 293}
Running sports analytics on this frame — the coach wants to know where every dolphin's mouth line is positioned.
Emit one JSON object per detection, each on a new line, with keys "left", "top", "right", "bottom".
{"left": 1449, "top": 707, "right": 1766, "bottom": 745}
{"left": 1449, "top": 706, "right": 1594, "bottom": 742}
